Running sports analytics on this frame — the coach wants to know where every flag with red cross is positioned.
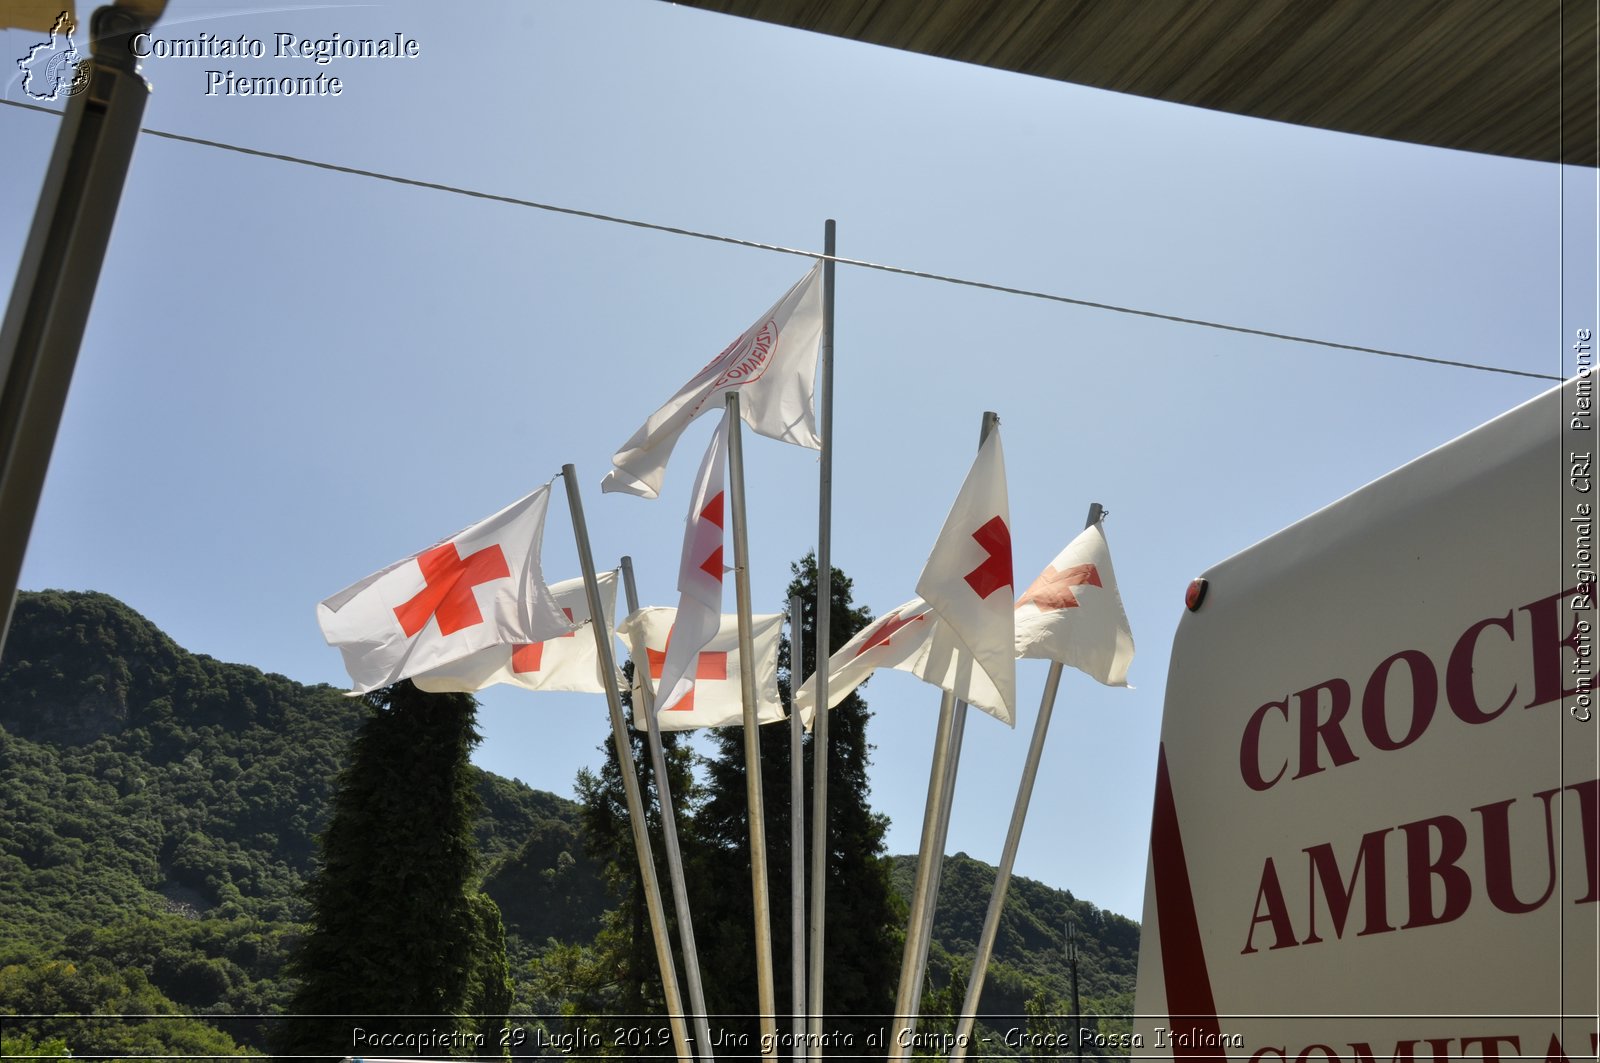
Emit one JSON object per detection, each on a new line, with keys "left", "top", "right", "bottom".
{"left": 914, "top": 427, "right": 1017, "bottom": 724}
{"left": 316, "top": 484, "right": 573, "bottom": 693}
{"left": 618, "top": 606, "right": 784, "bottom": 731}
{"left": 791, "top": 595, "right": 1010, "bottom": 728}
{"left": 1014, "top": 523, "right": 1135, "bottom": 686}
{"left": 655, "top": 411, "right": 731, "bottom": 713}
{"left": 413, "top": 570, "right": 620, "bottom": 695}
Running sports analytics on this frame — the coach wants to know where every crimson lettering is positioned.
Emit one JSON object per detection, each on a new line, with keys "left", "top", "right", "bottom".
{"left": 1363, "top": 650, "right": 1437, "bottom": 751}
{"left": 1303, "top": 829, "right": 1394, "bottom": 943}
{"left": 1241, "top": 698, "right": 1290, "bottom": 792}
{"left": 1241, "top": 857, "right": 1298, "bottom": 953}
{"left": 1238, "top": 589, "right": 1583, "bottom": 792}
{"left": 1523, "top": 590, "right": 1590, "bottom": 708}
{"left": 1400, "top": 816, "right": 1471, "bottom": 929}
{"left": 1292, "top": 679, "right": 1358, "bottom": 781}
{"left": 1446, "top": 613, "right": 1517, "bottom": 723}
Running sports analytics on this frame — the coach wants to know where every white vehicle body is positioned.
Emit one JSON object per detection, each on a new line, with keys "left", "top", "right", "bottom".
{"left": 1134, "top": 378, "right": 1599, "bottom": 1061}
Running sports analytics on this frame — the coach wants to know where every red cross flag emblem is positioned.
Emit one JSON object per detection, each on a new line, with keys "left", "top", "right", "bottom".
{"left": 411, "top": 571, "right": 619, "bottom": 697}
{"left": 317, "top": 485, "right": 573, "bottom": 693}
{"left": 620, "top": 606, "right": 785, "bottom": 731}
{"left": 914, "top": 427, "right": 1017, "bottom": 723}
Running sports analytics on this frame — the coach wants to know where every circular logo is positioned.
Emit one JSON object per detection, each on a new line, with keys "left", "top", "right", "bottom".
{"left": 44, "top": 52, "right": 90, "bottom": 98}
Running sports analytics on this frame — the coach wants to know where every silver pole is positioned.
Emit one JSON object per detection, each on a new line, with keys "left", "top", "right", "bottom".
{"left": 725, "top": 392, "right": 778, "bottom": 1054}
{"left": 0, "top": 4, "right": 159, "bottom": 656}
{"left": 621, "top": 556, "right": 715, "bottom": 1063}
{"left": 908, "top": 696, "right": 967, "bottom": 1015}
{"left": 890, "top": 412, "right": 1000, "bottom": 1057}
{"left": 560, "top": 466, "right": 692, "bottom": 1063}
{"left": 949, "top": 502, "right": 1104, "bottom": 1059}
{"left": 789, "top": 591, "right": 807, "bottom": 1055}
{"left": 807, "top": 220, "right": 836, "bottom": 1047}
{"left": 889, "top": 689, "right": 960, "bottom": 1057}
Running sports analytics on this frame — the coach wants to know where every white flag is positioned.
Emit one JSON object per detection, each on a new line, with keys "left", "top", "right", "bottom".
{"left": 914, "top": 429, "right": 1016, "bottom": 724}
{"left": 655, "top": 413, "right": 729, "bottom": 711}
{"left": 317, "top": 485, "right": 573, "bottom": 694}
{"left": 620, "top": 607, "right": 784, "bottom": 731}
{"left": 413, "top": 571, "right": 620, "bottom": 695}
{"left": 791, "top": 596, "right": 1009, "bottom": 727}
{"left": 602, "top": 263, "right": 823, "bottom": 499}
{"left": 1014, "top": 524, "right": 1135, "bottom": 686}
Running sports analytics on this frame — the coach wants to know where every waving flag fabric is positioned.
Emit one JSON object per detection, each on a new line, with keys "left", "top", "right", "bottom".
{"left": 914, "top": 429, "right": 1016, "bottom": 724}
{"left": 619, "top": 607, "right": 785, "bottom": 731}
{"left": 414, "top": 571, "right": 620, "bottom": 695}
{"left": 791, "top": 595, "right": 1009, "bottom": 727}
{"left": 1014, "top": 524, "right": 1135, "bottom": 686}
{"left": 655, "top": 413, "right": 730, "bottom": 712}
{"left": 601, "top": 263, "right": 823, "bottom": 499}
{"left": 317, "top": 485, "right": 573, "bottom": 694}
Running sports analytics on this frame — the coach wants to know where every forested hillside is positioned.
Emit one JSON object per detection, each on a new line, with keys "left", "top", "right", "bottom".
{"left": 0, "top": 590, "right": 1137, "bottom": 1057}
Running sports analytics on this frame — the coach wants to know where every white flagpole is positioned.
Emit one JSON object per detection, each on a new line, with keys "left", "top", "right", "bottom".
{"left": 948, "top": 502, "right": 1104, "bottom": 1060}
{"left": 889, "top": 411, "right": 999, "bottom": 1058}
{"left": 724, "top": 391, "right": 779, "bottom": 1055}
{"left": 560, "top": 465, "right": 692, "bottom": 1063}
{"left": 620, "top": 555, "right": 716, "bottom": 1063}
{"left": 807, "top": 220, "right": 836, "bottom": 1048}
{"left": 789, "top": 591, "right": 807, "bottom": 1056}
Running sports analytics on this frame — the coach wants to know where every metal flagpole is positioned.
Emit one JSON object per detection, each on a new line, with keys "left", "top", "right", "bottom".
{"left": 948, "top": 502, "right": 1105, "bottom": 1060}
{"left": 890, "top": 689, "right": 960, "bottom": 1057}
{"left": 891, "top": 412, "right": 999, "bottom": 1058}
{"left": 0, "top": 3, "right": 163, "bottom": 655}
{"left": 724, "top": 391, "right": 779, "bottom": 1054}
{"left": 907, "top": 695, "right": 967, "bottom": 1015}
{"left": 807, "top": 219, "right": 836, "bottom": 1047}
{"left": 560, "top": 466, "right": 692, "bottom": 1063}
{"left": 620, "top": 556, "right": 715, "bottom": 1063}
{"left": 789, "top": 592, "right": 807, "bottom": 1056}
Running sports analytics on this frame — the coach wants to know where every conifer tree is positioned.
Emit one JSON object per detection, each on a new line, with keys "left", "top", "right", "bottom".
{"left": 278, "top": 681, "right": 510, "bottom": 1059}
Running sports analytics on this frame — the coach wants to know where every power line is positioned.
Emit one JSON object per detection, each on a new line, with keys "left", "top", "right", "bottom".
{"left": 1, "top": 97, "right": 1561, "bottom": 383}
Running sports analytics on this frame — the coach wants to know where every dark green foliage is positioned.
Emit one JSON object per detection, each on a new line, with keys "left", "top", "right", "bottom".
{"left": 482, "top": 808, "right": 608, "bottom": 945}
{"left": 0, "top": 955, "right": 244, "bottom": 1059}
{"left": 279, "top": 681, "right": 508, "bottom": 1057}
{"left": 0, "top": 592, "right": 555, "bottom": 1057}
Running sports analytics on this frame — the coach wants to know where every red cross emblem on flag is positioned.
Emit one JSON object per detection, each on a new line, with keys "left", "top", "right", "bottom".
{"left": 511, "top": 608, "right": 576, "bottom": 673}
{"left": 393, "top": 542, "right": 511, "bottom": 637}
{"left": 963, "top": 516, "right": 1013, "bottom": 600}
{"left": 697, "top": 491, "right": 725, "bottom": 583}
{"left": 1017, "top": 563, "right": 1102, "bottom": 611}
{"left": 647, "top": 639, "right": 727, "bottom": 712}
{"left": 855, "top": 610, "right": 927, "bottom": 657}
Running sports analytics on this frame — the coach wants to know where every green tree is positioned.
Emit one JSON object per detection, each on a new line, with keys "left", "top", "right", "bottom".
{"left": 278, "top": 681, "right": 509, "bottom": 1058}
{"left": 691, "top": 553, "right": 900, "bottom": 1053}
{"left": 0, "top": 957, "right": 241, "bottom": 1060}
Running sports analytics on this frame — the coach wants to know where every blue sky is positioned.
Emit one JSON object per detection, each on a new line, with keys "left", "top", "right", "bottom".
{"left": 3, "top": 0, "right": 1593, "bottom": 929}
